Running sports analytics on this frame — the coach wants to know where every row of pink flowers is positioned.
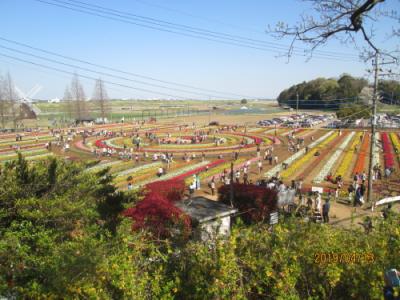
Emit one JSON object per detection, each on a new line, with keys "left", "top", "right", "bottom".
{"left": 381, "top": 132, "right": 394, "bottom": 169}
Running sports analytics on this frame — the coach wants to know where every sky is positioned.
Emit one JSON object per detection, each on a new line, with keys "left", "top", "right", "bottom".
{"left": 0, "top": 0, "right": 398, "bottom": 100}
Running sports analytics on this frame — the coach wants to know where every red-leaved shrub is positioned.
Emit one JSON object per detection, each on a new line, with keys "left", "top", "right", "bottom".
{"left": 123, "top": 192, "right": 191, "bottom": 239}
{"left": 218, "top": 184, "right": 278, "bottom": 224}
{"left": 145, "top": 179, "right": 185, "bottom": 202}
{"left": 124, "top": 179, "right": 191, "bottom": 238}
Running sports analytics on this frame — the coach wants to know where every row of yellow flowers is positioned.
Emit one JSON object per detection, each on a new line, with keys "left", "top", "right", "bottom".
{"left": 281, "top": 132, "right": 338, "bottom": 178}
{"left": 334, "top": 132, "right": 363, "bottom": 178}
{"left": 390, "top": 132, "right": 400, "bottom": 161}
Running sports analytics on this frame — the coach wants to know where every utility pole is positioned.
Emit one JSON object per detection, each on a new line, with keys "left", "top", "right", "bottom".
{"left": 230, "top": 161, "right": 234, "bottom": 207}
{"left": 367, "top": 51, "right": 379, "bottom": 204}
{"left": 296, "top": 93, "right": 299, "bottom": 115}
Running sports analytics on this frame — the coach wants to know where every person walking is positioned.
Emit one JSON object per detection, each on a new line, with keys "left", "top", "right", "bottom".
{"left": 322, "top": 199, "right": 330, "bottom": 223}
{"left": 257, "top": 160, "right": 263, "bottom": 174}
{"left": 210, "top": 177, "right": 216, "bottom": 196}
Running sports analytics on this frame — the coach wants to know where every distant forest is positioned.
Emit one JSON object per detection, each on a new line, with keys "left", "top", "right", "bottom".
{"left": 277, "top": 74, "right": 400, "bottom": 109}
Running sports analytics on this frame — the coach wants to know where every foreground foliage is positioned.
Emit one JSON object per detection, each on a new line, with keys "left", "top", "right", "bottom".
{"left": 0, "top": 156, "right": 399, "bottom": 299}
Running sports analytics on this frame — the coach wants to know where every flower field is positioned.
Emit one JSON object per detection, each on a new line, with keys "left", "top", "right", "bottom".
{"left": 280, "top": 131, "right": 337, "bottom": 179}
{"left": 390, "top": 132, "right": 400, "bottom": 162}
{"left": 265, "top": 131, "right": 333, "bottom": 178}
{"left": 334, "top": 132, "right": 362, "bottom": 178}
{"left": 1, "top": 122, "right": 398, "bottom": 196}
{"left": 381, "top": 132, "right": 394, "bottom": 169}
{"left": 352, "top": 133, "right": 370, "bottom": 175}
{"left": 313, "top": 132, "right": 355, "bottom": 183}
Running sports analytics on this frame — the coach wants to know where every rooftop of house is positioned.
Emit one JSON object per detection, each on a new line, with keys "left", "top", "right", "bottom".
{"left": 175, "top": 196, "right": 237, "bottom": 223}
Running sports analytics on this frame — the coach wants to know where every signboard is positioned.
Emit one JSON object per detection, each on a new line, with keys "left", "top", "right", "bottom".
{"left": 311, "top": 186, "right": 324, "bottom": 194}
{"left": 270, "top": 212, "right": 279, "bottom": 225}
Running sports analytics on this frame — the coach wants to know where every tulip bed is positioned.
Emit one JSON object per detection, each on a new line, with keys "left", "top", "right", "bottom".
{"left": 281, "top": 132, "right": 338, "bottom": 179}
{"left": 334, "top": 132, "right": 362, "bottom": 178}
{"left": 313, "top": 132, "right": 355, "bottom": 183}
{"left": 390, "top": 133, "right": 400, "bottom": 162}
{"left": 265, "top": 131, "right": 333, "bottom": 178}
{"left": 352, "top": 133, "right": 370, "bottom": 175}
{"left": 297, "top": 132, "right": 344, "bottom": 180}
{"left": 381, "top": 132, "right": 395, "bottom": 169}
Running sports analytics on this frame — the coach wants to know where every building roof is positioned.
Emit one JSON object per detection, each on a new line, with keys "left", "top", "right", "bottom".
{"left": 175, "top": 197, "right": 237, "bottom": 223}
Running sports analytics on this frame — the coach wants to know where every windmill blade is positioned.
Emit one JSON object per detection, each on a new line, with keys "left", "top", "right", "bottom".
{"left": 14, "top": 86, "right": 27, "bottom": 100}
{"left": 27, "top": 84, "right": 42, "bottom": 99}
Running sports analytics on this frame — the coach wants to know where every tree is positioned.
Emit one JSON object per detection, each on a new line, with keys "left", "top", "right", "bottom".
{"left": 92, "top": 78, "right": 109, "bottom": 123}
{"left": 270, "top": 0, "right": 399, "bottom": 61}
{"left": 62, "top": 85, "right": 73, "bottom": 120}
{"left": 70, "top": 73, "right": 87, "bottom": 120}
{"left": 3, "top": 72, "right": 18, "bottom": 129}
{"left": 0, "top": 74, "right": 6, "bottom": 129}
{"left": 240, "top": 99, "right": 248, "bottom": 104}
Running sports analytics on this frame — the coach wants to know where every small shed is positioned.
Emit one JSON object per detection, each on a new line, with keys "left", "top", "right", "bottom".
{"left": 75, "top": 117, "right": 95, "bottom": 126}
{"left": 175, "top": 197, "right": 237, "bottom": 241}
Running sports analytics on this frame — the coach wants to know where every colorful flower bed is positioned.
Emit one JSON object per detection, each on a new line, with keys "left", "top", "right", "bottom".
{"left": 334, "top": 132, "right": 362, "bottom": 178}
{"left": 352, "top": 133, "right": 370, "bottom": 175}
{"left": 265, "top": 131, "right": 334, "bottom": 178}
{"left": 313, "top": 132, "right": 355, "bottom": 183}
{"left": 114, "top": 162, "right": 162, "bottom": 178}
{"left": 381, "top": 132, "right": 394, "bottom": 169}
{"left": 372, "top": 132, "right": 380, "bottom": 169}
{"left": 390, "top": 132, "right": 400, "bottom": 162}
{"left": 296, "top": 132, "right": 344, "bottom": 180}
{"left": 280, "top": 132, "right": 337, "bottom": 178}
{"left": 130, "top": 160, "right": 211, "bottom": 189}
{"left": 85, "top": 160, "right": 124, "bottom": 172}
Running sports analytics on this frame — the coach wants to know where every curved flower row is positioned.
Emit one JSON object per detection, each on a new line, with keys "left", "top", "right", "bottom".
{"left": 352, "top": 133, "right": 370, "bottom": 175}
{"left": 334, "top": 132, "right": 362, "bottom": 178}
{"left": 131, "top": 160, "right": 214, "bottom": 189}
{"left": 0, "top": 148, "right": 49, "bottom": 161}
{"left": 202, "top": 156, "right": 260, "bottom": 182}
{"left": 281, "top": 132, "right": 338, "bottom": 178}
{"left": 114, "top": 162, "right": 163, "bottom": 178}
{"left": 381, "top": 132, "right": 394, "bottom": 169}
{"left": 85, "top": 160, "right": 124, "bottom": 173}
{"left": 200, "top": 158, "right": 247, "bottom": 182}
{"left": 264, "top": 131, "right": 334, "bottom": 178}
{"left": 313, "top": 132, "right": 355, "bottom": 183}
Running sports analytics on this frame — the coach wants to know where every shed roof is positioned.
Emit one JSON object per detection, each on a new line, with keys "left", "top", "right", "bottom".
{"left": 175, "top": 197, "right": 237, "bottom": 223}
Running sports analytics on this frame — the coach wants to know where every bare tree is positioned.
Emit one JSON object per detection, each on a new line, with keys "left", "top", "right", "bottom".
{"left": 269, "top": 0, "right": 399, "bottom": 61}
{"left": 92, "top": 78, "right": 109, "bottom": 124}
{"left": 70, "top": 73, "right": 87, "bottom": 121}
{"left": 63, "top": 85, "right": 73, "bottom": 120}
{"left": 4, "top": 72, "right": 18, "bottom": 129}
{"left": 0, "top": 74, "right": 6, "bottom": 129}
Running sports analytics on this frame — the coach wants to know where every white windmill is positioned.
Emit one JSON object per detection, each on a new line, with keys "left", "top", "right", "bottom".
{"left": 14, "top": 84, "right": 43, "bottom": 116}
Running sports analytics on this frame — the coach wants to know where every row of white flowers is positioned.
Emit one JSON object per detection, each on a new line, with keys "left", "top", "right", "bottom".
{"left": 372, "top": 132, "right": 380, "bottom": 168}
{"left": 85, "top": 160, "right": 122, "bottom": 172}
{"left": 132, "top": 160, "right": 211, "bottom": 189}
{"left": 26, "top": 153, "right": 54, "bottom": 160}
{"left": 313, "top": 132, "right": 355, "bottom": 183}
{"left": 114, "top": 161, "right": 162, "bottom": 177}
{"left": 264, "top": 131, "right": 333, "bottom": 178}
{"left": 0, "top": 148, "right": 47, "bottom": 159}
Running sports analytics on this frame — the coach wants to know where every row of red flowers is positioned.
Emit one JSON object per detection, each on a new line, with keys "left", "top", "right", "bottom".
{"left": 381, "top": 132, "right": 394, "bottom": 169}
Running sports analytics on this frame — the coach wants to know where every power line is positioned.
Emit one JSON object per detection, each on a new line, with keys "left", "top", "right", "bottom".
{"left": 0, "top": 52, "right": 191, "bottom": 100}
{"left": 0, "top": 44, "right": 234, "bottom": 100}
{"left": 64, "top": 0, "right": 359, "bottom": 59}
{"left": 32, "top": 0, "right": 359, "bottom": 62}
{"left": 0, "top": 36, "right": 253, "bottom": 99}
